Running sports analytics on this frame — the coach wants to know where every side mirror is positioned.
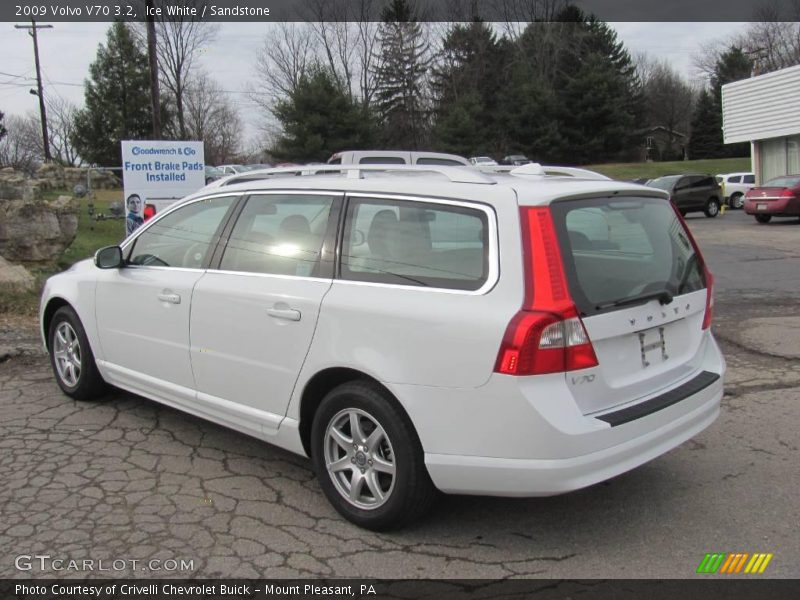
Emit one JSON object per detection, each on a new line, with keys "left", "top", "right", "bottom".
{"left": 94, "top": 246, "right": 123, "bottom": 269}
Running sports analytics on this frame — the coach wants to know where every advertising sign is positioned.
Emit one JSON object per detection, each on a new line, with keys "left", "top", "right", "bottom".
{"left": 121, "top": 140, "right": 205, "bottom": 236}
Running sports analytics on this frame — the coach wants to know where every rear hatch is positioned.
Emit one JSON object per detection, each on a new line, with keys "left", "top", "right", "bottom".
{"left": 549, "top": 195, "right": 711, "bottom": 415}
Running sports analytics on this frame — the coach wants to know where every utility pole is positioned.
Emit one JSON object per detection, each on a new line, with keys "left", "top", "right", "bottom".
{"left": 15, "top": 20, "right": 53, "bottom": 162}
{"left": 145, "top": 0, "right": 162, "bottom": 139}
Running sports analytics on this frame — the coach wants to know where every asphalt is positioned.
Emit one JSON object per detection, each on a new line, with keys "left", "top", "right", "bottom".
{"left": 0, "top": 208, "right": 798, "bottom": 579}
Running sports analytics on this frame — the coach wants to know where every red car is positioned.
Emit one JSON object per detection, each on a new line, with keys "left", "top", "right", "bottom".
{"left": 744, "top": 174, "right": 800, "bottom": 223}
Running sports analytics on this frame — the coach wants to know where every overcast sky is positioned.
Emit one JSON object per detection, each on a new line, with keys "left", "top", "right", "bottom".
{"left": 0, "top": 21, "right": 747, "bottom": 144}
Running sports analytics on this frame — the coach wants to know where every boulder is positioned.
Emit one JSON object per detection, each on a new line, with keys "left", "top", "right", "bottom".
{"left": 0, "top": 255, "right": 36, "bottom": 292}
{"left": 0, "top": 195, "right": 79, "bottom": 265}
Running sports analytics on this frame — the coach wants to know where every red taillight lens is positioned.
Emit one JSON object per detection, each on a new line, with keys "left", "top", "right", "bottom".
{"left": 702, "top": 266, "right": 714, "bottom": 330}
{"left": 495, "top": 207, "right": 599, "bottom": 376}
{"left": 672, "top": 203, "right": 714, "bottom": 330}
{"left": 143, "top": 203, "right": 157, "bottom": 221}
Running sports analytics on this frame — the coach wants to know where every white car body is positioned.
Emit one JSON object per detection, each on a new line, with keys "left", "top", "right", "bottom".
{"left": 41, "top": 165, "right": 724, "bottom": 525}
{"left": 328, "top": 150, "right": 469, "bottom": 166}
{"left": 717, "top": 172, "right": 755, "bottom": 207}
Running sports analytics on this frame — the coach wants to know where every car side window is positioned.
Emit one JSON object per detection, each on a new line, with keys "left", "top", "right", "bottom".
{"left": 358, "top": 156, "right": 406, "bottom": 165}
{"left": 416, "top": 157, "right": 464, "bottom": 166}
{"left": 743, "top": 175, "right": 755, "bottom": 184}
{"left": 728, "top": 176, "right": 741, "bottom": 183}
{"left": 341, "top": 197, "right": 489, "bottom": 291}
{"left": 219, "top": 194, "right": 335, "bottom": 277}
{"left": 127, "top": 196, "right": 236, "bottom": 268}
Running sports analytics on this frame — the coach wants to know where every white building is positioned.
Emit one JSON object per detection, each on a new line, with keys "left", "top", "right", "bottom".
{"left": 722, "top": 64, "right": 800, "bottom": 184}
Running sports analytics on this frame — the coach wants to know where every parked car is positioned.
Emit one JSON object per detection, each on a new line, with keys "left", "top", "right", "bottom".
{"left": 630, "top": 177, "right": 652, "bottom": 186}
{"left": 328, "top": 150, "right": 469, "bottom": 166}
{"left": 242, "top": 163, "right": 273, "bottom": 172}
{"left": 469, "top": 156, "right": 499, "bottom": 166}
{"left": 217, "top": 164, "right": 247, "bottom": 175}
{"left": 717, "top": 172, "right": 756, "bottom": 209}
{"left": 40, "top": 164, "right": 723, "bottom": 530}
{"left": 646, "top": 174, "right": 722, "bottom": 217}
{"left": 743, "top": 174, "right": 800, "bottom": 223}
{"left": 501, "top": 154, "right": 533, "bottom": 166}
{"left": 204, "top": 166, "right": 224, "bottom": 185}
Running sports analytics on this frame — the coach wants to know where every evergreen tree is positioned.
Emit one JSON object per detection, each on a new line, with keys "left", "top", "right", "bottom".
{"left": 430, "top": 21, "right": 509, "bottom": 156}
{"left": 712, "top": 46, "right": 752, "bottom": 158}
{"left": 688, "top": 89, "right": 723, "bottom": 159}
{"left": 72, "top": 22, "right": 153, "bottom": 166}
{"left": 373, "top": 0, "right": 431, "bottom": 149}
{"left": 273, "top": 68, "right": 376, "bottom": 162}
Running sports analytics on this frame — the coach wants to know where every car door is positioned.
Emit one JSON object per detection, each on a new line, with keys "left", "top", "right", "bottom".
{"left": 94, "top": 194, "right": 239, "bottom": 399}
{"left": 189, "top": 191, "right": 341, "bottom": 434}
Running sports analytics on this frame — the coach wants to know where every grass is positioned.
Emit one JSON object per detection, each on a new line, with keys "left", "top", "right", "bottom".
{"left": 58, "top": 189, "right": 127, "bottom": 270}
{"left": 0, "top": 189, "right": 125, "bottom": 318}
{"left": 584, "top": 157, "right": 752, "bottom": 181}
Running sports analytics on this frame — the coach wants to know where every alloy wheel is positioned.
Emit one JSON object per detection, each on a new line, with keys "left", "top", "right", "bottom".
{"left": 324, "top": 408, "right": 396, "bottom": 510}
{"left": 53, "top": 322, "right": 81, "bottom": 387}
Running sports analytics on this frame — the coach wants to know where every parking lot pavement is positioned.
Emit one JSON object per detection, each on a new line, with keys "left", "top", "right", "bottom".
{"left": 1, "top": 209, "right": 798, "bottom": 579}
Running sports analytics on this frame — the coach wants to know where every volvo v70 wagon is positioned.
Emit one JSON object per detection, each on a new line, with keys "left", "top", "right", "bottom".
{"left": 40, "top": 164, "right": 724, "bottom": 529}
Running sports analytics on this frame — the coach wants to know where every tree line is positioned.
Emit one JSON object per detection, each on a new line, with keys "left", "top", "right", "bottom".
{"left": 1, "top": 0, "right": 799, "bottom": 171}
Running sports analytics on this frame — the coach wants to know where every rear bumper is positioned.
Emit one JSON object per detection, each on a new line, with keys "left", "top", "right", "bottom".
{"left": 425, "top": 376, "right": 721, "bottom": 496}
{"left": 744, "top": 197, "right": 800, "bottom": 216}
{"left": 391, "top": 334, "right": 725, "bottom": 497}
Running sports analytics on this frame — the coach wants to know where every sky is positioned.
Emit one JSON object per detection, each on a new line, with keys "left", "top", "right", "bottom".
{"left": 0, "top": 21, "right": 748, "bottom": 144}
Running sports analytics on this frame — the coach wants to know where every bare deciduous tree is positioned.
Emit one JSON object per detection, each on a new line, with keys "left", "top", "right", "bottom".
{"left": 0, "top": 114, "right": 41, "bottom": 173}
{"left": 183, "top": 71, "right": 243, "bottom": 165}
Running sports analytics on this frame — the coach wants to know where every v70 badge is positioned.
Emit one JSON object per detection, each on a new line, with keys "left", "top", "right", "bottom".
{"left": 639, "top": 327, "right": 668, "bottom": 368}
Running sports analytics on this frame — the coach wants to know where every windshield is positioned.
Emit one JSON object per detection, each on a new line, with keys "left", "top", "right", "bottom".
{"left": 764, "top": 175, "right": 800, "bottom": 188}
{"left": 550, "top": 196, "right": 705, "bottom": 316}
{"left": 646, "top": 175, "right": 681, "bottom": 191}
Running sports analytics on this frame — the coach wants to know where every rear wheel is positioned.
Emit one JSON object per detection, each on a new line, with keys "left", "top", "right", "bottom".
{"left": 48, "top": 306, "right": 107, "bottom": 400}
{"left": 729, "top": 192, "right": 744, "bottom": 209}
{"left": 755, "top": 214, "right": 772, "bottom": 224}
{"left": 311, "top": 381, "right": 437, "bottom": 530}
{"left": 704, "top": 198, "right": 720, "bottom": 218}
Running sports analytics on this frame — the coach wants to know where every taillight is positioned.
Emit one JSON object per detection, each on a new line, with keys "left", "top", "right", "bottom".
{"left": 143, "top": 203, "right": 157, "bottom": 221}
{"left": 702, "top": 266, "right": 714, "bottom": 330}
{"left": 495, "top": 207, "right": 599, "bottom": 376}
{"left": 672, "top": 204, "right": 714, "bottom": 330}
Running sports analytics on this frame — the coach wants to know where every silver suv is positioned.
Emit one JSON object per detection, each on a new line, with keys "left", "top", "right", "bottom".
{"left": 40, "top": 164, "right": 724, "bottom": 530}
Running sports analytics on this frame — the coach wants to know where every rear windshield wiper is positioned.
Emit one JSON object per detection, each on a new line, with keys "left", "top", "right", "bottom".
{"left": 596, "top": 290, "right": 673, "bottom": 310}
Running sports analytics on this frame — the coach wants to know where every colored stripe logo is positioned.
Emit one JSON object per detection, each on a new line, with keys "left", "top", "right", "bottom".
{"left": 697, "top": 553, "right": 773, "bottom": 574}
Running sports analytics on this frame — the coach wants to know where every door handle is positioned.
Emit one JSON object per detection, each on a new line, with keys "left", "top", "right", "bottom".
{"left": 157, "top": 292, "right": 181, "bottom": 304}
{"left": 267, "top": 307, "right": 301, "bottom": 321}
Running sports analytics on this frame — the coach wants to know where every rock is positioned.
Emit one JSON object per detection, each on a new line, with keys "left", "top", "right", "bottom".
{"left": 0, "top": 196, "right": 79, "bottom": 265}
{"left": 0, "top": 255, "right": 35, "bottom": 292}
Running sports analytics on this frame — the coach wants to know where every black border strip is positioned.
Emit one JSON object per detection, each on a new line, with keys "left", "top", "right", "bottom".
{"left": 597, "top": 370, "right": 720, "bottom": 426}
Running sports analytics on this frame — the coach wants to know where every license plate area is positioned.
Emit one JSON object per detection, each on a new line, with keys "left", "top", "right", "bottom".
{"left": 757, "top": 203, "right": 767, "bottom": 210}
{"left": 638, "top": 326, "right": 668, "bottom": 368}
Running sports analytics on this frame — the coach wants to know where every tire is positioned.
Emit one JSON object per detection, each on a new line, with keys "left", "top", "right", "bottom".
{"left": 704, "top": 198, "right": 720, "bottom": 218}
{"left": 48, "top": 306, "right": 107, "bottom": 401}
{"left": 755, "top": 214, "right": 772, "bottom": 224}
{"left": 311, "top": 380, "right": 437, "bottom": 530}
{"left": 729, "top": 192, "right": 744, "bottom": 209}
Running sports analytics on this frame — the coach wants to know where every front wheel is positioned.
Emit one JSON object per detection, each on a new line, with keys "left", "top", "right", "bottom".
{"left": 704, "top": 198, "right": 720, "bottom": 218}
{"left": 311, "top": 381, "right": 437, "bottom": 530}
{"left": 729, "top": 193, "right": 744, "bottom": 209}
{"left": 48, "top": 306, "right": 107, "bottom": 401}
{"left": 755, "top": 214, "right": 772, "bottom": 224}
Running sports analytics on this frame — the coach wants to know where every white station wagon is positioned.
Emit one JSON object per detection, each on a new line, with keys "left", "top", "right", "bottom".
{"left": 40, "top": 164, "right": 725, "bottom": 530}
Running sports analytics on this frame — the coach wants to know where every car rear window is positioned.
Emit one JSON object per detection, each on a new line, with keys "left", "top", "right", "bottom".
{"left": 416, "top": 157, "right": 465, "bottom": 166}
{"left": 341, "top": 197, "right": 489, "bottom": 291}
{"left": 764, "top": 175, "right": 800, "bottom": 187}
{"left": 550, "top": 196, "right": 705, "bottom": 316}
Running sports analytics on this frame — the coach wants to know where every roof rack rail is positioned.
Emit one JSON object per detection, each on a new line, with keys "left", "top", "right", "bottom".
{"left": 479, "top": 163, "right": 611, "bottom": 181}
{"left": 211, "top": 164, "right": 496, "bottom": 187}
